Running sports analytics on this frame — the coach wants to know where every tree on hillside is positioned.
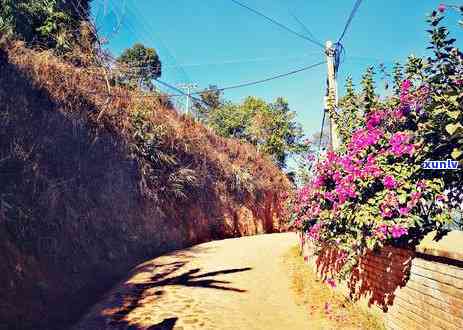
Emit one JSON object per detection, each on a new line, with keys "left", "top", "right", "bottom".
{"left": 361, "top": 66, "right": 377, "bottom": 115}
{"left": 338, "top": 76, "right": 362, "bottom": 144}
{"left": 248, "top": 97, "right": 308, "bottom": 168}
{"left": 116, "top": 43, "right": 162, "bottom": 91}
{"left": 192, "top": 85, "right": 222, "bottom": 122}
{"left": 0, "top": 0, "right": 91, "bottom": 53}
{"left": 204, "top": 95, "right": 308, "bottom": 168}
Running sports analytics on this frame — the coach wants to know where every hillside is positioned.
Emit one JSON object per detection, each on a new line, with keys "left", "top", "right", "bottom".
{"left": 0, "top": 42, "right": 291, "bottom": 330}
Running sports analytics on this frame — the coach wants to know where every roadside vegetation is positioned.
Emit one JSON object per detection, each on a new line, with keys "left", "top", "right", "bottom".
{"left": 292, "top": 4, "right": 463, "bottom": 279}
{"left": 284, "top": 246, "right": 385, "bottom": 330}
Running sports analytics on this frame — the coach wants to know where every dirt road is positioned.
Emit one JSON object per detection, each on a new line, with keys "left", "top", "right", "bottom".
{"left": 72, "top": 233, "right": 313, "bottom": 330}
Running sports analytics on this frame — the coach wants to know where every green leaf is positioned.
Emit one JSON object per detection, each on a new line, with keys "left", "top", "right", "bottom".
{"left": 448, "top": 111, "right": 461, "bottom": 120}
{"left": 451, "top": 148, "right": 462, "bottom": 160}
{"left": 445, "top": 122, "right": 463, "bottom": 135}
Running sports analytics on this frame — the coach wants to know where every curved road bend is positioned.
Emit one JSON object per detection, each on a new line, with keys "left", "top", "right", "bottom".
{"left": 72, "top": 232, "right": 313, "bottom": 330}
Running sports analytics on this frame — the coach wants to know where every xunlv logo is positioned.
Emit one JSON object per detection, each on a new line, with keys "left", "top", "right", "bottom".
{"left": 422, "top": 159, "right": 460, "bottom": 170}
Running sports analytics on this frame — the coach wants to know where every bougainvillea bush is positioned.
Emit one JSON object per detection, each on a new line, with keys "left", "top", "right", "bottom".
{"left": 294, "top": 6, "right": 463, "bottom": 279}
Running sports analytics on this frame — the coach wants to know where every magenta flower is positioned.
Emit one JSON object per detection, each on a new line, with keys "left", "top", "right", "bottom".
{"left": 324, "top": 191, "right": 336, "bottom": 202}
{"left": 366, "top": 111, "right": 382, "bottom": 129}
{"left": 390, "top": 225, "right": 408, "bottom": 239}
{"left": 381, "top": 207, "right": 394, "bottom": 219}
{"left": 308, "top": 222, "right": 322, "bottom": 241}
{"left": 417, "top": 180, "right": 427, "bottom": 190}
{"left": 374, "top": 224, "right": 389, "bottom": 240}
{"left": 298, "top": 186, "right": 310, "bottom": 202}
{"left": 327, "top": 151, "right": 338, "bottom": 162}
{"left": 325, "top": 278, "right": 337, "bottom": 288}
{"left": 436, "top": 194, "right": 447, "bottom": 202}
{"left": 332, "top": 171, "right": 342, "bottom": 184}
{"left": 438, "top": 4, "right": 446, "bottom": 12}
{"left": 401, "top": 80, "right": 412, "bottom": 91}
{"left": 399, "top": 207, "right": 410, "bottom": 216}
{"left": 383, "top": 175, "right": 397, "bottom": 190}
{"left": 388, "top": 132, "right": 414, "bottom": 157}
{"left": 349, "top": 128, "right": 383, "bottom": 152}
{"left": 324, "top": 302, "right": 332, "bottom": 315}
{"left": 412, "top": 192, "right": 421, "bottom": 202}
{"left": 307, "top": 154, "right": 316, "bottom": 161}
{"left": 310, "top": 204, "right": 321, "bottom": 217}
{"left": 313, "top": 176, "right": 325, "bottom": 188}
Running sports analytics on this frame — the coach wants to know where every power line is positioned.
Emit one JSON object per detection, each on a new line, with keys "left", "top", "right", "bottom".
{"left": 154, "top": 79, "right": 211, "bottom": 107}
{"left": 123, "top": 4, "right": 192, "bottom": 85}
{"left": 229, "top": 0, "right": 325, "bottom": 49}
{"left": 167, "top": 60, "right": 326, "bottom": 97}
{"left": 289, "top": 12, "right": 323, "bottom": 47}
{"left": 337, "top": 0, "right": 363, "bottom": 43}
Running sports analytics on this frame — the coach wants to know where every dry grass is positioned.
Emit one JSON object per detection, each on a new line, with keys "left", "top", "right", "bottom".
{"left": 0, "top": 41, "right": 293, "bottom": 329}
{"left": 2, "top": 41, "right": 290, "bottom": 205}
{"left": 284, "top": 246, "right": 385, "bottom": 330}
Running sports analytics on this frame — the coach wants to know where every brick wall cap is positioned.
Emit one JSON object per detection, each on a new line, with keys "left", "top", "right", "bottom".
{"left": 416, "top": 230, "right": 463, "bottom": 262}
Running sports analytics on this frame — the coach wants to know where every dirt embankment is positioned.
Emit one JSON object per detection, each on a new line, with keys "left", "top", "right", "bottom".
{"left": 0, "top": 44, "right": 291, "bottom": 330}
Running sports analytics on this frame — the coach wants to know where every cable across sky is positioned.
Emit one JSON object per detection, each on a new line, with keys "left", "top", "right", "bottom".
{"left": 165, "top": 60, "right": 326, "bottom": 97}
{"left": 229, "top": 0, "right": 325, "bottom": 49}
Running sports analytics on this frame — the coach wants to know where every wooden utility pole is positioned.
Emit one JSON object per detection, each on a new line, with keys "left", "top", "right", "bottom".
{"left": 325, "top": 40, "right": 341, "bottom": 150}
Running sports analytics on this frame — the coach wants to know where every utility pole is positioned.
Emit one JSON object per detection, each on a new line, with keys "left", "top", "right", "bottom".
{"left": 178, "top": 83, "right": 198, "bottom": 115}
{"left": 325, "top": 40, "right": 341, "bottom": 150}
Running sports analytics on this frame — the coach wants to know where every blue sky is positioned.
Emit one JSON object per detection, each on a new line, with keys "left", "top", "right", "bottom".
{"left": 91, "top": 0, "right": 463, "bottom": 138}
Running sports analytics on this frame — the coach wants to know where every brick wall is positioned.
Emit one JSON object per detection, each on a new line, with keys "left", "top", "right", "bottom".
{"left": 300, "top": 231, "right": 463, "bottom": 329}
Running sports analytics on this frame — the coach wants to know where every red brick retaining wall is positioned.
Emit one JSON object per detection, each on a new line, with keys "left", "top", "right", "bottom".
{"left": 300, "top": 231, "right": 463, "bottom": 329}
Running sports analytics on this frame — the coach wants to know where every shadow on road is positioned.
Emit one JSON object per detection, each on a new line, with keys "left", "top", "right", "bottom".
{"left": 147, "top": 317, "right": 178, "bottom": 330}
{"left": 104, "top": 259, "right": 251, "bottom": 329}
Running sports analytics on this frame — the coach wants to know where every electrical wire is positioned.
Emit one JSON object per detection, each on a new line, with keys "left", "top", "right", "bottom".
{"left": 230, "top": 0, "right": 325, "bottom": 49}
{"left": 154, "top": 79, "right": 214, "bottom": 108}
{"left": 166, "top": 60, "right": 326, "bottom": 97}
{"left": 337, "top": 0, "right": 363, "bottom": 43}
{"left": 289, "top": 12, "right": 323, "bottom": 48}
{"left": 123, "top": 4, "right": 192, "bottom": 86}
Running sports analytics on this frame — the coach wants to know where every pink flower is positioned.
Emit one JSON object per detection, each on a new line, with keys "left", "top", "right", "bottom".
{"left": 388, "top": 132, "right": 414, "bottom": 157}
{"left": 390, "top": 225, "right": 408, "bottom": 239}
{"left": 374, "top": 224, "right": 389, "bottom": 240}
{"left": 324, "top": 302, "right": 332, "bottom": 315}
{"left": 307, "top": 154, "right": 316, "bottom": 161}
{"left": 313, "top": 176, "right": 325, "bottom": 188}
{"left": 298, "top": 186, "right": 310, "bottom": 202}
{"left": 327, "top": 151, "right": 338, "bottom": 162}
{"left": 366, "top": 111, "right": 382, "bottom": 129}
{"left": 417, "top": 180, "right": 427, "bottom": 190}
{"left": 436, "top": 194, "right": 448, "bottom": 202}
{"left": 324, "top": 191, "right": 336, "bottom": 202}
{"left": 393, "top": 109, "right": 405, "bottom": 119}
{"left": 401, "top": 80, "right": 412, "bottom": 91}
{"left": 407, "top": 191, "right": 422, "bottom": 208}
{"left": 325, "top": 278, "right": 337, "bottom": 288}
{"left": 399, "top": 207, "right": 410, "bottom": 216}
{"left": 381, "top": 207, "right": 394, "bottom": 219}
{"left": 383, "top": 175, "right": 397, "bottom": 190}
{"left": 438, "top": 4, "right": 446, "bottom": 12}
{"left": 349, "top": 128, "right": 383, "bottom": 152}
{"left": 333, "top": 171, "right": 342, "bottom": 184}
{"left": 308, "top": 222, "right": 323, "bottom": 241}
{"left": 310, "top": 204, "right": 321, "bottom": 217}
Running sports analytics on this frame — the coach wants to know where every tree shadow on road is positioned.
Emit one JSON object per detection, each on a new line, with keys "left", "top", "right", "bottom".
{"left": 146, "top": 317, "right": 178, "bottom": 330}
{"left": 105, "top": 259, "right": 251, "bottom": 329}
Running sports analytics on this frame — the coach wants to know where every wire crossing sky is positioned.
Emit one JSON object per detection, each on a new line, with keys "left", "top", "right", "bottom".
{"left": 92, "top": 0, "right": 463, "bottom": 138}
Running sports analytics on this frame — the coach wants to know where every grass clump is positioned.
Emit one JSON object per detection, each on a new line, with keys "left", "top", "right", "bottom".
{"left": 284, "top": 246, "right": 385, "bottom": 330}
